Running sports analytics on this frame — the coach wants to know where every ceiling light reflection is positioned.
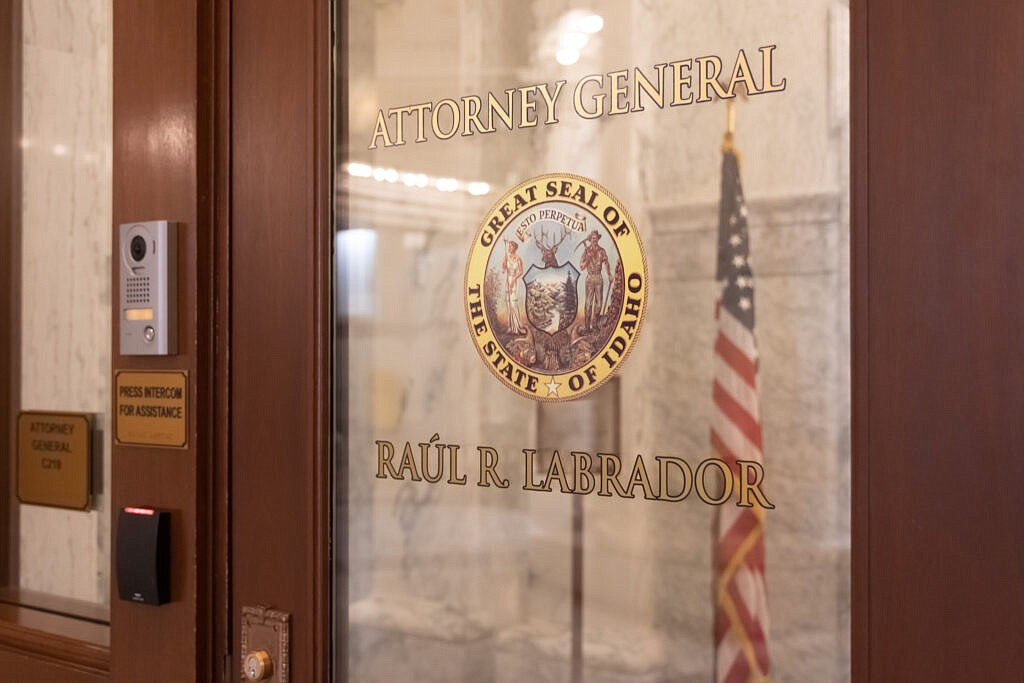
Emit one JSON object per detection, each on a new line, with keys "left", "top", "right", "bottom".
{"left": 560, "top": 31, "right": 589, "bottom": 50}
{"left": 345, "top": 163, "right": 490, "bottom": 197}
{"left": 556, "top": 48, "right": 580, "bottom": 66}
{"left": 580, "top": 14, "right": 604, "bottom": 34}
{"left": 435, "top": 178, "right": 460, "bottom": 192}
{"left": 401, "top": 172, "right": 430, "bottom": 188}
{"left": 347, "top": 162, "right": 372, "bottom": 177}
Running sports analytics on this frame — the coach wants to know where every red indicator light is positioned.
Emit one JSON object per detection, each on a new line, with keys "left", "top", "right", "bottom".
{"left": 124, "top": 506, "right": 155, "bottom": 516}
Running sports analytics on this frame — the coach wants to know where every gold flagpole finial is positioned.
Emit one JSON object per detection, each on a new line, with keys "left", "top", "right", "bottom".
{"left": 722, "top": 99, "right": 738, "bottom": 157}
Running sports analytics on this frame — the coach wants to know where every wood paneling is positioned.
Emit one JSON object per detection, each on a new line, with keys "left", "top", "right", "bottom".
{"left": 0, "top": 650, "right": 107, "bottom": 683}
{"left": 850, "top": 1, "right": 869, "bottom": 681}
{"left": 230, "top": 0, "right": 333, "bottom": 680}
{"left": 0, "top": 601, "right": 109, "bottom": 680}
{"left": 1, "top": 0, "right": 20, "bottom": 591}
{"left": 859, "top": 0, "right": 1024, "bottom": 679}
{"left": 110, "top": 1, "right": 227, "bottom": 680}
{"left": 0, "top": 602, "right": 109, "bottom": 675}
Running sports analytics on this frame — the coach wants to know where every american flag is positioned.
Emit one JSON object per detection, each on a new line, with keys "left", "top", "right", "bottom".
{"left": 711, "top": 143, "right": 772, "bottom": 683}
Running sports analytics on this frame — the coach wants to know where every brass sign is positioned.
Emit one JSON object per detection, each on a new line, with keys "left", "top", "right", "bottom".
{"left": 17, "top": 411, "right": 92, "bottom": 510}
{"left": 115, "top": 370, "right": 188, "bottom": 448}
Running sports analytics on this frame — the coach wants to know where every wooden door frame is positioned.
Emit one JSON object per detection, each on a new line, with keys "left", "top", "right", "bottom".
{"left": 0, "top": 0, "right": 20, "bottom": 603}
{"left": 857, "top": 0, "right": 1024, "bottom": 679}
{"left": 0, "top": 0, "right": 326, "bottom": 680}
{"left": 0, "top": 2, "right": 230, "bottom": 679}
{"left": 229, "top": 0, "right": 334, "bottom": 681}
{"left": 108, "top": 1, "right": 231, "bottom": 681}
{"left": 850, "top": 1, "right": 869, "bottom": 680}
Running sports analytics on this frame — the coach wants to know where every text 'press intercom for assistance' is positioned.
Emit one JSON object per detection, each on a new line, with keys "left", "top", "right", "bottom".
{"left": 119, "top": 221, "right": 177, "bottom": 355}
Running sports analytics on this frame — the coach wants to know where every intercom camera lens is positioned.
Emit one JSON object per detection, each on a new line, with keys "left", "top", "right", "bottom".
{"left": 130, "top": 235, "right": 147, "bottom": 262}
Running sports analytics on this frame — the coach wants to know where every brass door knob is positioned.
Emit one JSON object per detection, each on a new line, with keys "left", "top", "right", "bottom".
{"left": 243, "top": 650, "right": 274, "bottom": 681}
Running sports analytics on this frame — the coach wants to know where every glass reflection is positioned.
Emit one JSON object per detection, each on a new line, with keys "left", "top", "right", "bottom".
{"left": 336, "top": 1, "right": 850, "bottom": 681}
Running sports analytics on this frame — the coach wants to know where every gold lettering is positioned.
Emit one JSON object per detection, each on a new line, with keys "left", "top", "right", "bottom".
{"left": 462, "top": 96, "right": 494, "bottom": 136}
{"left": 625, "top": 455, "right": 657, "bottom": 500}
{"left": 447, "top": 444, "right": 467, "bottom": 485}
{"left": 421, "top": 439, "right": 444, "bottom": 483}
{"left": 537, "top": 80, "right": 566, "bottom": 124}
{"left": 572, "top": 451, "right": 595, "bottom": 494}
{"left": 608, "top": 69, "right": 630, "bottom": 115}
{"left": 726, "top": 49, "right": 758, "bottom": 97}
{"left": 574, "top": 74, "right": 605, "bottom": 119}
{"left": 478, "top": 446, "right": 509, "bottom": 488}
{"left": 669, "top": 59, "right": 694, "bottom": 106}
{"left": 597, "top": 453, "right": 630, "bottom": 497}
{"left": 391, "top": 105, "right": 413, "bottom": 145}
{"left": 431, "top": 99, "right": 461, "bottom": 140}
{"left": 633, "top": 64, "right": 667, "bottom": 111}
{"left": 695, "top": 458, "right": 732, "bottom": 505}
{"left": 368, "top": 109, "right": 393, "bottom": 149}
{"left": 696, "top": 56, "right": 730, "bottom": 103}
{"left": 656, "top": 456, "right": 693, "bottom": 501}
{"left": 396, "top": 442, "right": 422, "bottom": 481}
{"left": 737, "top": 460, "right": 775, "bottom": 509}
{"left": 375, "top": 440, "right": 398, "bottom": 479}
{"left": 522, "top": 449, "right": 547, "bottom": 491}
{"left": 408, "top": 102, "right": 430, "bottom": 142}
{"left": 545, "top": 450, "right": 571, "bottom": 493}
{"left": 487, "top": 89, "right": 516, "bottom": 131}
{"left": 518, "top": 86, "right": 539, "bottom": 128}
{"left": 759, "top": 45, "right": 787, "bottom": 93}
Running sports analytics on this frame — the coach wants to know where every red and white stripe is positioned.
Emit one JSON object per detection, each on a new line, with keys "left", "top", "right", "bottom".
{"left": 712, "top": 304, "right": 772, "bottom": 683}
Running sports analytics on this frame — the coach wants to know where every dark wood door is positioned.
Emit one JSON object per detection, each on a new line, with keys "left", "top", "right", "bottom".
{"left": 852, "top": 1, "right": 1024, "bottom": 680}
{"left": 229, "top": 0, "right": 333, "bottom": 680}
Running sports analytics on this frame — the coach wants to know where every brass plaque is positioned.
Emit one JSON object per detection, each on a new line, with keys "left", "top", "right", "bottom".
{"left": 17, "top": 412, "right": 92, "bottom": 510}
{"left": 115, "top": 370, "right": 188, "bottom": 448}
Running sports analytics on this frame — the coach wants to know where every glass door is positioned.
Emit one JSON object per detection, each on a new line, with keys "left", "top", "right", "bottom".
{"left": 336, "top": 2, "right": 850, "bottom": 681}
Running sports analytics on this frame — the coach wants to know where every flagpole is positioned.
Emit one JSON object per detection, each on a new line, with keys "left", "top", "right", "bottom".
{"left": 722, "top": 99, "right": 737, "bottom": 156}
{"left": 712, "top": 92, "right": 773, "bottom": 683}
{"left": 715, "top": 95, "right": 736, "bottom": 683}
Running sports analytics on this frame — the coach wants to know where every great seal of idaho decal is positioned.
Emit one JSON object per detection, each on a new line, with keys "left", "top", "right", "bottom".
{"left": 465, "top": 173, "right": 648, "bottom": 401}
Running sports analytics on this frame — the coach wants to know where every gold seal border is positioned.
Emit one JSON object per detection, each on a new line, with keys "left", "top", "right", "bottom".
{"left": 464, "top": 172, "right": 649, "bottom": 402}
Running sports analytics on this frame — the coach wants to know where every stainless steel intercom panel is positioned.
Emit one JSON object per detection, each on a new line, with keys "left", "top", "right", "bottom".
{"left": 119, "top": 221, "right": 177, "bottom": 355}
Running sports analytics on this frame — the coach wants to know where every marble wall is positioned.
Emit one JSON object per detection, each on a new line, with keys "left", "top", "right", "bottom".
{"left": 344, "top": 0, "right": 850, "bottom": 680}
{"left": 18, "top": 0, "right": 112, "bottom": 606}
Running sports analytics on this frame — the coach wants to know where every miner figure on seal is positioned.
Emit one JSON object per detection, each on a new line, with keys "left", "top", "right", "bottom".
{"left": 579, "top": 230, "right": 612, "bottom": 332}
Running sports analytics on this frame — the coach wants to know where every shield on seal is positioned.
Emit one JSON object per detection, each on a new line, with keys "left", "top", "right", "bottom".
{"left": 523, "top": 263, "right": 580, "bottom": 334}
